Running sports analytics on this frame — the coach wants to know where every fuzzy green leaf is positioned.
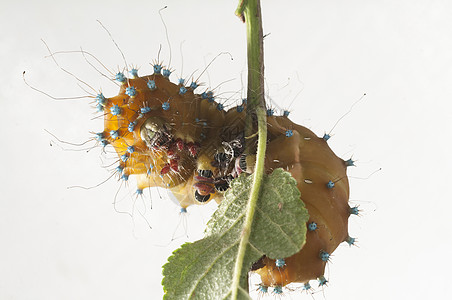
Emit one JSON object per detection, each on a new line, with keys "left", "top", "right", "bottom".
{"left": 162, "top": 169, "right": 309, "bottom": 299}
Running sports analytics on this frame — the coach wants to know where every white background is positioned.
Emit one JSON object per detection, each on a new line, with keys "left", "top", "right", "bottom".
{"left": 1, "top": 0, "right": 451, "bottom": 299}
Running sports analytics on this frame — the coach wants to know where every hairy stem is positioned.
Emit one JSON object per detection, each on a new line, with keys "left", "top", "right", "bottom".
{"left": 231, "top": 0, "right": 267, "bottom": 298}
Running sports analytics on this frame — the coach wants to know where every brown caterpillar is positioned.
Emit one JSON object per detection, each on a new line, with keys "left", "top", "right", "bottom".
{"left": 98, "top": 64, "right": 354, "bottom": 291}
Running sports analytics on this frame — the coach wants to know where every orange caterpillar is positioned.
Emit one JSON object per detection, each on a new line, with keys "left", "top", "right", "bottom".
{"left": 97, "top": 64, "right": 355, "bottom": 292}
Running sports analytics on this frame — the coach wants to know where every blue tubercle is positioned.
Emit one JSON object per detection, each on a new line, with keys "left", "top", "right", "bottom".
{"left": 96, "top": 103, "right": 105, "bottom": 112}
{"left": 319, "top": 250, "right": 330, "bottom": 262}
{"left": 96, "top": 93, "right": 106, "bottom": 105}
{"left": 326, "top": 180, "right": 335, "bottom": 189}
{"left": 241, "top": 98, "right": 247, "bottom": 105}
{"left": 345, "top": 158, "right": 355, "bottom": 167}
{"left": 95, "top": 132, "right": 105, "bottom": 141}
{"left": 275, "top": 258, "right": 285, "bottom": 268}
{"left": 110, "top": 104, "right": 121, "bottom": 116}
{"left": 178, "top": 78, "right": 185, "bottom": 85}
{"left": 350, "top": 206, "right": 360, "bottom": 215}
{"left": 266, "top": 108, "right": 274, "bottom": 116}
{"left": 153, "top": 64, "right": 162, "bottom": 74}
{"left": 141, "top": 107, "right": 151, "bottom": 114}
{"left": 190, "top": 82, "right": 198, "bottom": 89}
{"left": 127, "top": 146, "right": 135, "bottom": 153}
{"left": 101, "top": 140, "right": 109, "bottom": 147}
{"left": 283, "top": 110, "right": 290, "bottom": 117}
{"left": 128, "top": 121, "right": 137, "bottom": 132}
{"left": 273, "top": 286, "right": 283, "bottom": 295}
{"left": 136, "top": 189, "right": 143, "bottom": 195}
{"left": 162, "top": 69, "right": 171, "bottom": 78}
{"left": 121, "top": 174, "right": 129, "bottom": 181}
{"left": 217, "top": 103, "right": 224, "bottom": 111}
{"left": 346, "top": 236, "right": 356, "bottom": 246}
{"left": 308, "top": 222, "right": 317, "bottom": 231}
{"left": 323, "top": 133, "right": 331, "bottom": 141}
{"left": 179, "top": 86, "right": 187, "bottom": 95}
{"left": 125, "top": 86, "right": 137, "bottom": 97}
{"left": 116, "top": 165, "right": 124, "bottom": 173}
{"left": 318, "top": 275, "right": 328, "bottom": 287}
{"left": 258, "top": 285, "right": 268, "bottom": 293}
{"left": 285, "top": 130, "right": 293, "bottom": 137}
{"left": 202, "top": 91, "right": 214, "bottom": 102}
{"left": 121, "top": 154, "right": 129, "bottom": 162}
{"left": 236, "top": 105, "right": 244, "bottom": 113}
{"left": 180, "top": 207, "right": 187, "bottom": 213}
{"left": 115, "top": 72, "right": 126, "bottom": 83}
{"left": 129, "top": 68, "right": 138, "bottom": 78}
{"left": 147, "top": 80, "right": 156, "bottom": 90}
{"left": 162, "top": 102, "right": 170, "bottom": 111}
{"left": 303, "top": 282, "right": 311, "bottom": 291}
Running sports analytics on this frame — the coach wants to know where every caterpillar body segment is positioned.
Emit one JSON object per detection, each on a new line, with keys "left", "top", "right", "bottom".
{"left": 243, "top": 116, "right": 350, "bottom": 287}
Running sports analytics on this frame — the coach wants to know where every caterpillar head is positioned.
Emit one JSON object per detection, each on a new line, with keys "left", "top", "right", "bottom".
{"left": 140, "top": 116, "right": 172, "bottom": 149}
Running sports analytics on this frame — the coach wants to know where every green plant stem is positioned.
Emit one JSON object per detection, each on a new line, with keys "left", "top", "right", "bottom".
{"left": 231, "top": 0, "right": 267, "bottom": 299}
